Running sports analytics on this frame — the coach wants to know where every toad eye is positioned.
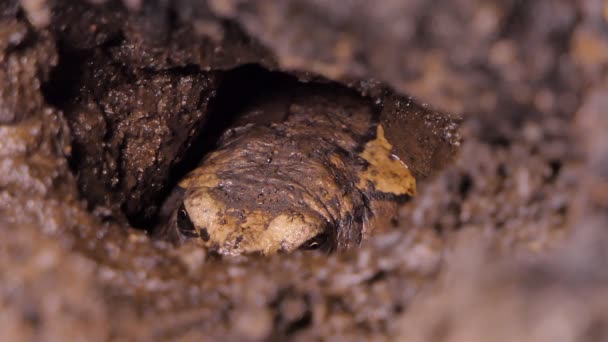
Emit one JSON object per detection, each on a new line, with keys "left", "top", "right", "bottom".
{"left": 177, "top": 204, "right": 199, "bottom": 238}
{"left": 300, "top": 232, "right": 329, "bottom": 250}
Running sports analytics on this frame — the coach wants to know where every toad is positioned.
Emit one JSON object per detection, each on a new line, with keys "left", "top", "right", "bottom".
{"left": 162, "top": 91, "right": 416, "bottom": 256}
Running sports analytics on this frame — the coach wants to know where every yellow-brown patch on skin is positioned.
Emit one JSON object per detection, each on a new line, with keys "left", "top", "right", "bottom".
{"left": 183, "top": 190, "right": 325, "bottom": 255}
{"left": 358, "top": 125, "right": 417, "bottom": 196}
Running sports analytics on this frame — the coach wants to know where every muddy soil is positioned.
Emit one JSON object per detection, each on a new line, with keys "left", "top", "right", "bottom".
{"left": 1, "top": 0, "right": 607, "bottom": 341}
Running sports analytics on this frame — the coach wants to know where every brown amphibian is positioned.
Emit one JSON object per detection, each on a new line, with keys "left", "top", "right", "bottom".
{"left": 166, "top": 93, "right": 416, "bottom": 256}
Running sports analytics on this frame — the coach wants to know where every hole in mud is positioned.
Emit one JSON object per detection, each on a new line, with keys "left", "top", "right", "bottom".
{"left": 37, "top": 0, "right": 461, "bottom": 257}
{"left": 42, "top": 47, "right": 420, "bottom": 256}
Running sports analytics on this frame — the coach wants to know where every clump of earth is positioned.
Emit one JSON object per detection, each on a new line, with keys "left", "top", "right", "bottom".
{"left": 1, "top": 0, "right": 608, "bottom": 340}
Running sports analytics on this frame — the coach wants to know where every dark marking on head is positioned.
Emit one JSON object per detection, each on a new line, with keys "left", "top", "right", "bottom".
{"left": 199, "top": 227, "right": 210, "bottom": 242}
{"left": 336, "top": 211, "right": 364, "bottom": 250}
{"left": 368, "top": 191, "right": 412, "bottom": 203}
{"left": 390, "top": 217, "right": 399, "bottom": 227}
{"left": 233, "top": 235, "right": 244, "bottom": 249}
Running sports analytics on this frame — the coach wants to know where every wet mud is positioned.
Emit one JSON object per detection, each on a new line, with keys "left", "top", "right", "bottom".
{"left": 1, "top": 0, "right": 607, "bottom": 340}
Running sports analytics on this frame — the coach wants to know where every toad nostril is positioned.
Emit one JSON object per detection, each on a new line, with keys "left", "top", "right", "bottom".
{"left": 199, "top": 227, "right": 211, "bottom": 242}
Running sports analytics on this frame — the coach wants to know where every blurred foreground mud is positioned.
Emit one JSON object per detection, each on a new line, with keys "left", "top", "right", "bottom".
{"left": 1, "top": 0, "right": 607, "bottom": 340}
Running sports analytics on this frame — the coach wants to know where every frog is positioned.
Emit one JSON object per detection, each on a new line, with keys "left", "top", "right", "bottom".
{"left": 163, "top": 91, "right": 416, "bottom": 256}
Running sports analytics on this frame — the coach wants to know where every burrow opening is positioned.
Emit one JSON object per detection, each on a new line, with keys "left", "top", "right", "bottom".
{"left": 42, "top": 43, "right": 413, "bottom": 254}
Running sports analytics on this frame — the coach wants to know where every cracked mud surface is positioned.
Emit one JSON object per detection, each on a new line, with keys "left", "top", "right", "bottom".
{"left": 1, "top": 0, "right": 608, "bottom": 341}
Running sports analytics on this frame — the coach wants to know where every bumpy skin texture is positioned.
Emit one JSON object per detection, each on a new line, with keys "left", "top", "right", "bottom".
{"left": 170, "top": 89, "right": 416, "bottom": 255}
